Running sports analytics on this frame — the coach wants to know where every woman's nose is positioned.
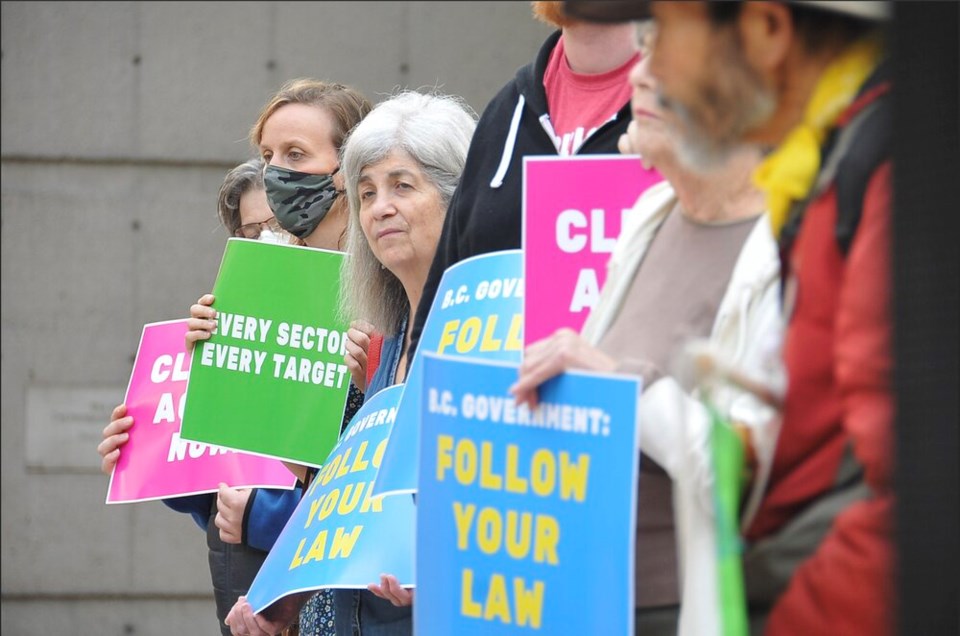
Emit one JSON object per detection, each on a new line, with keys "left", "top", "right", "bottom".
{"left": 370, "top": 193, "right": 397, "bottom": 218}
{"left": 629, "top": 54, "right": 656, "bottom": 93}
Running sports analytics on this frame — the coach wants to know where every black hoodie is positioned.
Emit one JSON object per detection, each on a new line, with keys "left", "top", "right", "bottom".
{"left": 409, "top": 30, "right": 633, "bottom": 361}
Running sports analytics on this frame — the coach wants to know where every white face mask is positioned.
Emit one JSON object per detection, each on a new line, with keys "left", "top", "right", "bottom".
{"left": 257, "top": 228, "right": 296, "bottom": 245}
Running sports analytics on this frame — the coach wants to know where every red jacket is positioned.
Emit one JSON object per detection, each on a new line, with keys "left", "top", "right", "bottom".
{"left": 749, "top": 82, "right": 896, "bottom": 634}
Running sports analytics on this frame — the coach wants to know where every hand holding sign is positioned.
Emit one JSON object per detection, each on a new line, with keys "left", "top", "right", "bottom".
{"left": 225, "top": 593, "right": 312, "bottom": 636}
{"left": 510, "top": 328, "right": 618, "bottom": 409}
{"left": 215, "top": 483, "right": 251, "bottom": 544}
{"left": 185, "top": 293, "right": 218, "bottom": 353}
{"left": 369, "top": 574, "right": 415, "bottom": 607}
{"left": 98, "top": 403, "right": 133, "bottom": 474}
{"left": 344, "top": 319, "right": 375, "bottom": 393}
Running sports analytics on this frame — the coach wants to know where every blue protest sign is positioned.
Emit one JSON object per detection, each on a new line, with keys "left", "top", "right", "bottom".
{"left": 246, "top": 385, "right": 415, "bottom": 613}
{"left": 415, "top": 353, "right": 641, "bottom": 635}
{"left": 373, "top": 250, "right": 523, "bottom": 497}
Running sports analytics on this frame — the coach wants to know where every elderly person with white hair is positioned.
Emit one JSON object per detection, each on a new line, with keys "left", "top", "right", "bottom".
{"left": 339, "top": 91, "right": 477, "bottom": 398}
{"left": 334, "top": 88, "right": 477, "bottom": 636}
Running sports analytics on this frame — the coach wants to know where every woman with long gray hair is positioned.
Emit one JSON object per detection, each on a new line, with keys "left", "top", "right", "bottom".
{"left": 335, "top": 89, "right": 476, "bottom": 634}
{"left": 339, "top": 90, "right": 477, "bottom": 384}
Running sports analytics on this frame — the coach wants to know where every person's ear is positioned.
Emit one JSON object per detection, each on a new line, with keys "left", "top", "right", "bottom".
{"left": 736, "top": 1, "right": 794, "bottom": 74}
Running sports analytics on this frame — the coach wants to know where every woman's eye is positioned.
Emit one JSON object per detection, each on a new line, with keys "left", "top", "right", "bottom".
{"left": 261, "top": 151, "right": 273, "bottom": 162}
{"left": 287, "top": 150, "right": 304, "bottom": 161}
{"left": 360, "top": 190, "right": 375, "bottom": 200}
{"left": 396, "top": 182, "right": 413, "bottom": 191}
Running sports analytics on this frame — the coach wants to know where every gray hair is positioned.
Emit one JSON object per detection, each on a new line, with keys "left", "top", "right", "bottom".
{"left": 217, "top": 157, "right": 265, "bottom": 235}
{"left": 339, "top": 91, "right": 477, "bottom": 336}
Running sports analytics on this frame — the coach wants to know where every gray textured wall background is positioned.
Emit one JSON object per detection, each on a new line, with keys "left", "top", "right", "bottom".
{"left": 0, "top": 2, "right": 552, "bottom": 634}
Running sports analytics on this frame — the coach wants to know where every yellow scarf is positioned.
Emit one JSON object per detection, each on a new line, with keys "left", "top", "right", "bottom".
{"left": 753, "top": 37, "right": 884, "bottom": 238}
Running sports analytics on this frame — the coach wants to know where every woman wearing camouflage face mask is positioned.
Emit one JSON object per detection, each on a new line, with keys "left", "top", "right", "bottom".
{"left": 186, "top": 78, "right": 374, "bottom": 355}
{"left": 183, "top": 79, "right": 374, "bottom": 636}
{"left": 251, "top": 78, "right": 372, "bottom": 250}
{"left": 187, "top": 78, "right": 375, "bottom": 361}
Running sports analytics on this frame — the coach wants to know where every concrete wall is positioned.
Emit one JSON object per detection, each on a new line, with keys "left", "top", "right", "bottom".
{"left": 0, "top": 2, "right": 552, "bottom": 633}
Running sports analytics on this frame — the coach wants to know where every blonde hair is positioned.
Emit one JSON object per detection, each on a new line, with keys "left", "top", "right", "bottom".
{"left": 249, "top": 78, "right": 371, "bottom": 152}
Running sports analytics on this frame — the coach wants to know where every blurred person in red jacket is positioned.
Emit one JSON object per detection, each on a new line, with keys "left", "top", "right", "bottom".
{"left": 564, "top": 1, "right": 895, "bottom": 633}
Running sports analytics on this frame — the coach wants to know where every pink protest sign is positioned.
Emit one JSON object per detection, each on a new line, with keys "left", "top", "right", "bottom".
{"left": 523, "top": 155, "right": 662, "bottom": 346}
{"left": 106, "top": 319, "right": 297, "bottom": 504}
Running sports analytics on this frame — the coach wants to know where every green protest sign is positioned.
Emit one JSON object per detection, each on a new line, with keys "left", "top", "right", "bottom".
{"left": 180, "top": 238, "right": 350, "bottom": 466}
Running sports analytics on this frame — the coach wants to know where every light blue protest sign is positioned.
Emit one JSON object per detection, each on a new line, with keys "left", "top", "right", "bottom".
{"left": 245, "top": 385, "right": 415, "bottom": 614}
{"left": 415, "top": 353, "right": 641, "bottom": 635}
{"left": 373, "top": 250, "right": 523, "bottom": 497}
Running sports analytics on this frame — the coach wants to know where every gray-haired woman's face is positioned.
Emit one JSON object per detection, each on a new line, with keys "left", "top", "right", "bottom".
{"left": 357, "top": 149, "right": 445, "bottom": 287}
{"left": 238, "top": 188, "right": 274, "bottom": 229}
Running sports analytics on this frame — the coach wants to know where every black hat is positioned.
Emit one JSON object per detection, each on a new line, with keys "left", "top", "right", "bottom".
{"left": 563, "top": 1, "right": 651, "bottom": 23}
{"left": 562, "top": 1, "right": 889, "bottom": 24}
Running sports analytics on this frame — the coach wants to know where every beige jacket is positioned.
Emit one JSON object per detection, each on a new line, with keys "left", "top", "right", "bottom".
{"left": 582, "top": 181, "right": 783, "bottom": 636}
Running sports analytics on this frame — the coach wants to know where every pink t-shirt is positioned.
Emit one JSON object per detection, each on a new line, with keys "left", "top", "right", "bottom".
{"left": 542, "top": 36, "right": 638, "bottom": 156}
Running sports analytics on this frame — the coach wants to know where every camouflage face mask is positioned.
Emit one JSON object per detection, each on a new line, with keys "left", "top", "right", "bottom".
{"left": 263, "top": 164, "right": 341, "bottom": 239}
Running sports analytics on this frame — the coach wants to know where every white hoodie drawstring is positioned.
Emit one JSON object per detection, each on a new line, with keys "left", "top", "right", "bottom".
{"left": 539, "top": 113, "right": 560, "bottom": 153}
{"left": 489, "top": 94, "right": 525, "bottom": 189}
